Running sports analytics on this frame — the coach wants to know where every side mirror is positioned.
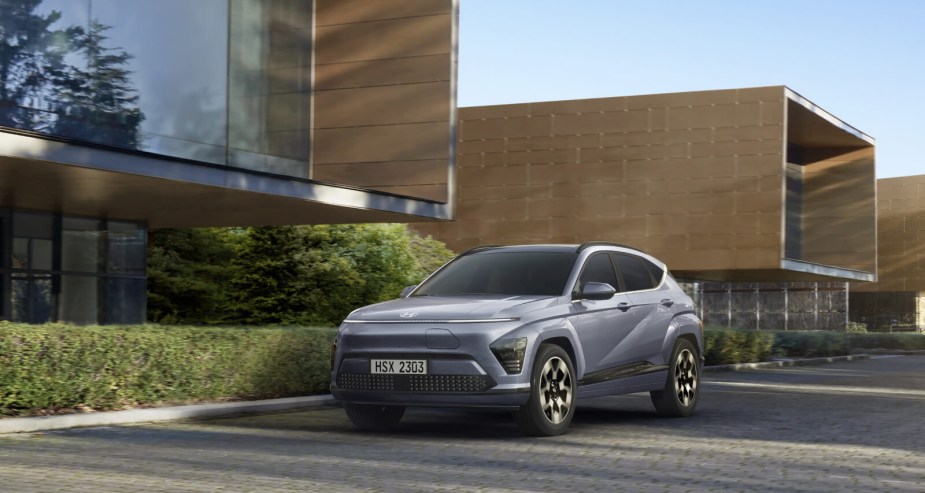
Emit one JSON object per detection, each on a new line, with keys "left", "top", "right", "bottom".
{"left": 400, "top": 285, "right": 417, "bottom": 298}
{"left": 577, "top": 282, "right": 616, "bottom": 301}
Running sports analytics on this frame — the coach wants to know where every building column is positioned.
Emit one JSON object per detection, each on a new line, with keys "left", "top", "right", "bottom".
{"left": 917, "top": 293, "right": 925, "bottom": 333}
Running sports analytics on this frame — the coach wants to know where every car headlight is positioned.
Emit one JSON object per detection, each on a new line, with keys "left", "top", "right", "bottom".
{"left": 490, "top": 337, "right": 527, "bottom": 374}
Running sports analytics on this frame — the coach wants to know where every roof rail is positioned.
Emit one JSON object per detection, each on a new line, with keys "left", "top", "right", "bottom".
{"left": 576, "top": 241, "right": 639, "bottom": 253}
{"left": 459, "top": 245, "right": 503, "bottom": 256}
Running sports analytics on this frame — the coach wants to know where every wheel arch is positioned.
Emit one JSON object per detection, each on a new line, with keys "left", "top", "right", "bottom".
{"left": 661, "top": 313, "right": 704, "bottom": 363}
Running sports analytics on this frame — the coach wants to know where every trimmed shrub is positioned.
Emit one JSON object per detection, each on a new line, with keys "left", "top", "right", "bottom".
{"left": 705, "top": 328, "right": 925, "bottom": 365}
{"left": 0, "top": 322, "right": 335, "bottom": 417}
{"left": 703, "top": 327, "right": 774, "bottom": 365}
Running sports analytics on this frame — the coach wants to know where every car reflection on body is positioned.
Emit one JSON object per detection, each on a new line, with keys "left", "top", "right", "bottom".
{"left": 330, "top": 242, "right": 703, "bottom": 436}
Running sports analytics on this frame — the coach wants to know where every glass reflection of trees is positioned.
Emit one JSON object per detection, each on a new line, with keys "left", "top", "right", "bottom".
{"left": 0, "top": 0, "right": 143, "bottom": 149}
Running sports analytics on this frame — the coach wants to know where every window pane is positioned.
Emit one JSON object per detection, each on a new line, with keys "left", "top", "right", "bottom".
{"left": 228, "top": 0, "right": 312, "bottom": 177}
{"left": 615, "top": 254, "right": 655, "bottom": 292}
{"left": 62, "top": 218, "right": 102, "bottom": 272}
{"left": 579, "top": 253, "right": 619, "bottom": 291}
{"left": 59, "top": 275, "right": 99, "bottom": 324}
{"left": 30, "top": 239, "right": 53, "bottom": 270}
{"left": 12, "top": 238, "right": 28, "bottom": 269}
{"left": 11, "top": 275, "right": 54, "bottom": 323}
{"left": 13, "top": 212, "right": 53, "bottom": 239}
{"left": 105, "top": 278, "right": 146, "bottom": 324}
{"left": 3, "top": 0, "right": 312, "bottom": 178}
{"left": 107, "top": 221, "right": 146, "bottom": 274}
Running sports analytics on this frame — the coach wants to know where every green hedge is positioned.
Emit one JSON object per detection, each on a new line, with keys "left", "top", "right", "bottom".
{"left": 0, "top": 322, "right": 335, "bottom": 417}
{"left": 2, "top": 323, "right": 923, "bottom": 417}
{"left": 704, "top": 327, "right": 925, "bottom": 365}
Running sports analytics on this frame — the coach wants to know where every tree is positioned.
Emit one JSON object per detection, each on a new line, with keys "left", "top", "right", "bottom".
{"left": 51, "top": 19, "right": 143, "bottom": 149}
{"left": 0, "top": 0, "right": 77, "bottom": 130}
{"left": 149, "top": 224, "right": 457, "bottom": 326}
{"left": 147, "top": 228, "right": 242, "bottom": 324}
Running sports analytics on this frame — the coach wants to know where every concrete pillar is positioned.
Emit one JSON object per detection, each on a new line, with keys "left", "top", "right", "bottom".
{"left": 917, "top": 293, "right": 925, "bottom": 333}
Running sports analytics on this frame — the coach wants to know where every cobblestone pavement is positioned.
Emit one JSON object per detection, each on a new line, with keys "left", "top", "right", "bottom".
{"left": 1, "top": 356, "right": 923, "bottom": 492}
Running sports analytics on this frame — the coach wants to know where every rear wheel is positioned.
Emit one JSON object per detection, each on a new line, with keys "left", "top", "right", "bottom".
{"left": 651, "top": 338, "right": 700, "bottom": 417}
{"left": 344, "top": 403, "right": 405, "bottom": 431}
{"left": 514, "top": 344, "right": 575, "bottom": 436}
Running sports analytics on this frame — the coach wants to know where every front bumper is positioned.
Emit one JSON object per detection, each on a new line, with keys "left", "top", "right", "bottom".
{"left": 331, "top": 386, "right": 530, "bottom": 408}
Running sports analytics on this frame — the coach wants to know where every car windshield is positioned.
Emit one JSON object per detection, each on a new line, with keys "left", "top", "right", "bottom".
{"left": 413, "top": 251, "right": 578, "bottom": 297}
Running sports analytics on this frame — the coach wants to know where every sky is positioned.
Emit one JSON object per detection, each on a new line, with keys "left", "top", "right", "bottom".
{"left": 457, "top": 0, "right": 925, "bottom": 179}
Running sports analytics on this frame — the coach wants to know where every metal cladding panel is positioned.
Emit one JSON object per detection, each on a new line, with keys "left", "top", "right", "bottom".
{"left": 414, "top": 86, "right": 876, "bottom": 283}
{"left": 311, "top": 0, "right": 457, "bottom": 203}
{"left": 853, "top": 174, "right": 925, "bottom": 293}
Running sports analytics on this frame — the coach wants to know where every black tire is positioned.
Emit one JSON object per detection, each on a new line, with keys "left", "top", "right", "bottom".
{"left": 344, "top": 403, "right": 405, "bottom": 431}
{"left": 514, "top": 344, "right": 576, "bottom": 436}
{"left": 651, "top": 338, "right": 700, "bottom": 417}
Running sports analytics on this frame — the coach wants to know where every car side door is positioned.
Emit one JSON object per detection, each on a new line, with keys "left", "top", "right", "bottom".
{"left": 568, "top": 252, "right": 638, "bottom": 374}
{"left": 614, "top": 253, "right": 674, "bottom": 366}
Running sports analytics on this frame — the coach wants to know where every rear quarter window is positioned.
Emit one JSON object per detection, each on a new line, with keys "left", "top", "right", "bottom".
{"left": 614, "top": 254, "right": 656, "bottom": 292}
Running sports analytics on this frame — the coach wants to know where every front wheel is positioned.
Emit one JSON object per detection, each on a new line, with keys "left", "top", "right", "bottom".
{"left": 650, "top": 338, "right": 700, "bottom": 417}
{"left": 514, "top": 344, "right": 576, "bottom": 436}
{"left": 344, "top": 403, "right": 405, "bottom": 431}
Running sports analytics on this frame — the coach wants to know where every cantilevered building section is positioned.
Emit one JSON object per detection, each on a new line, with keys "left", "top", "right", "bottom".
{"left": 0, "top": 0, "right": 458, "bottom": 324}
{"left": 850, "top": 175, "right": 925, "bottom": 332}
{"left": 414, "top": 86, "right": 876, "bottom": 330}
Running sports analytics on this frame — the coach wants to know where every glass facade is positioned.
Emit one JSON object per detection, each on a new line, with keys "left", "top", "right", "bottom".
{"left": 0, "top": 209, "right": 146, "bottom": 325}
{"left": 0, "top": 0, "right": 311, "bottom": 177}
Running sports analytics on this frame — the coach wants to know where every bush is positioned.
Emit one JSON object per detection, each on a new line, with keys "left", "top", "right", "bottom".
{"left": 0, "top": 322, "right": 335, "bottom": 417}
{"left": 704, "top": 328, "right": 925, "bottom": 365}
{"left": 703, "top": 327, "right": 774, "bottom": 365}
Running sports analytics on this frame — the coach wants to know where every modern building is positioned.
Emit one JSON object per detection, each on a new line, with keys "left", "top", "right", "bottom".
{"left": 413, "top": 86, "right": 877, "bottom": 330}
{"left": 850, "top": 175, "right": 925, "bottom": 331}
{"left": 0, "top": 0, "right": 458, "bottom": 324}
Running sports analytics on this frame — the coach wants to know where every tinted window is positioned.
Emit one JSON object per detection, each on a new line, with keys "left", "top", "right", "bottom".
{"left": 578, "top": 253, "right": 619, "bottom": 291}
{"left": 414, "top": 251, "right": 577, "bottom": 297}
{"left": 614, "top": 254, "right": 655, "bottom": 292}
{"left": 642, "top": 258, "right": 665, "bottom": 284}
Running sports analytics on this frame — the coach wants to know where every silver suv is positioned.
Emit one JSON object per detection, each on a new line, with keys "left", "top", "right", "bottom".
{"left": 330, "top": 242, "right": 703, "bottom": 436}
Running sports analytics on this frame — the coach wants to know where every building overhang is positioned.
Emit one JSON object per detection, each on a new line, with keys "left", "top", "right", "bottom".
{"left": 0, "top": 131, "right": 451, "bottom": 228}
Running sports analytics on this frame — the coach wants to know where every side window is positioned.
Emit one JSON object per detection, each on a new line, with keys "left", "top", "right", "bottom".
{"left": 578, "top": 253, "right": 620, "bottom": 291}
{"left": 614, "top": 254, "right": 655, "bottom": 292}
{"left": 642, "top": 258, "right": 665, "bottom": 285}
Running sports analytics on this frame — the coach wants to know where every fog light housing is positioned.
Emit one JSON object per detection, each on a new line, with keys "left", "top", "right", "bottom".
{"left": 490, "top": 337, "right": 527, "bottom": 374}
{"left": 330, "top": 339, "right": 337, "bottom": 371}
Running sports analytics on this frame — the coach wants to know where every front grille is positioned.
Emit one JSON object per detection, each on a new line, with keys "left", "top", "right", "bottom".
{"left": 336, "top": 373, "right": 495, "bottom": 393}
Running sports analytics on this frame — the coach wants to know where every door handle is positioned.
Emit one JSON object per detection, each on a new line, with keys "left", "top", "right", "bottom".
{"left": 617, "top": 302, "right": 633, "bottom": 311}
{"left": 660, "top": 299, "right": 674, "bottom": 307}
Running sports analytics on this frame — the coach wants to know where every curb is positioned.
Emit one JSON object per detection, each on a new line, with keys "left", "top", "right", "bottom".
{"left": 0, "top": 394, "right": 337, "bottom": 435}
{"left": 704, "top": 354, "right": 870, "bottom": 372}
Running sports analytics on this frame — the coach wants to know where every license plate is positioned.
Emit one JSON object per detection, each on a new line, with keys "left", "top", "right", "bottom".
{"left": 370, "top": 359, "right": 427, "bottom": 375}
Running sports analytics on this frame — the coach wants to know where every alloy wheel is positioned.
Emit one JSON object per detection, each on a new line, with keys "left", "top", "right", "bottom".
{"left": 540, "top": 356, "right": 573, "bottom": 424}
{"left": 674, "top": 348, "right": 698, "bottom": 407}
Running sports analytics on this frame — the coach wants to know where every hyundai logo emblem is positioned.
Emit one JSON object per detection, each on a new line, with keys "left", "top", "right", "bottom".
{"left": 399, "top": 312, "right": 419, "bottom": 318}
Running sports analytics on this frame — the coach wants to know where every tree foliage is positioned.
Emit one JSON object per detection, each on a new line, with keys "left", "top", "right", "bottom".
{"left": 147, "top": 224, "right": 456, "bottom": 326}
{"left": 147, "top": 228, "right": 242, "bottom": 325}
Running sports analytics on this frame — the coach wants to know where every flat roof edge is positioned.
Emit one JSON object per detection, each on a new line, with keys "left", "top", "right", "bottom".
{"left": 784, "top": 87, "right": 875, "bottom": 145}
{"left": 0, "top": 131, "right": 452, "bottom": 221}
{"left": 781, "top": 258, "right": 875, "bottom": 282}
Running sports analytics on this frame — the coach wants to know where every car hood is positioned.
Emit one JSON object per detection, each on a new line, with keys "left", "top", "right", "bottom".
{"left": 344, "top": 295, "right": 559, "bottom": 322}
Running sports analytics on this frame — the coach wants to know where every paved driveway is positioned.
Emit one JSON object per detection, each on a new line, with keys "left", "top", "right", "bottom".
{"left": 1, "top": 356, "right": 923, "bottom": 492}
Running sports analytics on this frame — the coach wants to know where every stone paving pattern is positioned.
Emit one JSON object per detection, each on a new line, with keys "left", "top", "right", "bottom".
{"left": 1, "top": 356, "right": 922, "bottom": 492}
